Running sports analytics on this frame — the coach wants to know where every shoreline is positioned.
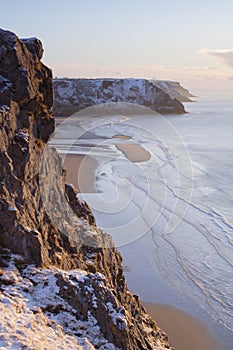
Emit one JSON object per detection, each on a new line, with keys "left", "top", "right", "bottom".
{"left": 63, "top": 154, "right": 98, "bottom": 193}
{"left": 62, "top": 138, "right": 152, "bottom": 194}
{"left": 62, "top": 142, "right": 222, "bottom": 350}
{"left": 143, "top": 302, "right": 221, "bottom": 350}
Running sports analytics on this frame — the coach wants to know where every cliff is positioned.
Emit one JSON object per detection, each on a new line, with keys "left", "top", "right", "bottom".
{"left": 0, "top": 29, "right": 173, "bottom": 349}
{"left": 53, "top": 78, "right": 185, "bottom": 117}
{"left": 150, "top": 80, "right": 194, "bottom": 102}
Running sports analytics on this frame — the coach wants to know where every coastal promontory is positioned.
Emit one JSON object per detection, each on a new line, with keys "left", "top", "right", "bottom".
{"left": 53, "top": 78, "right": 186, "bottom": 117}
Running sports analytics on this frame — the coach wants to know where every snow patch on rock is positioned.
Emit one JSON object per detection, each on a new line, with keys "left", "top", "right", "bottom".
{"left": 0, "top": 256, "right": 120, "bottom": 350}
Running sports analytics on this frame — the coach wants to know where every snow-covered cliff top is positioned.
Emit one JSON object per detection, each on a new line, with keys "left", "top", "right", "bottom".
{"left": 53, "top": 78, "right": 186, "bottom": 117}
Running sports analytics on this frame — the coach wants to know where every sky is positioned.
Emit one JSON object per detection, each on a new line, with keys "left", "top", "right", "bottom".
{"left": 1, "top": 0, "right": 233, "bottom": 96}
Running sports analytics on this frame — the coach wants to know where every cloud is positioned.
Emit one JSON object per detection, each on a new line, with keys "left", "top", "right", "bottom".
{"left": 201, "top": 49, "right": 233, "bottom": 68}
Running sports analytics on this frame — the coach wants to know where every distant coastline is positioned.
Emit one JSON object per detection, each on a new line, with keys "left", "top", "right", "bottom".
{"left": 53, "top": 78, "right": 190, "bottom": 117}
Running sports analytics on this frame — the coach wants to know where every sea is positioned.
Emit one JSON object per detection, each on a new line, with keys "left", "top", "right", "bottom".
{"left": 52, "top": 97, "right": 233, "bottom": 350}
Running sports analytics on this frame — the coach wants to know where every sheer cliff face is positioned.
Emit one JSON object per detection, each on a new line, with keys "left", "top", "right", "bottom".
{"left": 53, "top": 78, "right": 185, "bottom": 117}
{"left": 0, "top": 29, "right": 173, "bottom": 350}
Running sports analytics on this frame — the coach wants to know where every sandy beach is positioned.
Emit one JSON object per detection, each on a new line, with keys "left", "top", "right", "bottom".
{"left": 63, "top": 136, "right": 151, "bottom": 195}
{"left": 143, "top": 302, "right": 221, "bottom": 350}
{"left": 113, "top": 134, "right": 131, "bottom": 140}
{"left": 116, "top": 143, "right": 151, "bottom": 162}
{"left": 63, "top": 154, "right": 98, "bottom": 193}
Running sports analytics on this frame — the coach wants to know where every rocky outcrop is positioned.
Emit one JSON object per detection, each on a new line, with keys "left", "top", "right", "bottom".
{"left": 53, "top": 78, "right": 186, "bottom": 117}
{"left": 0, "top": 29, "right": 173, "bottom": 349}
{"left": 151, "top": 80, "right": 194, "bottom": 102}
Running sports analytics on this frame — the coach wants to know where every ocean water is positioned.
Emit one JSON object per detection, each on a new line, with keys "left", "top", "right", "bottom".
{"left": 52, "top": 98, "right": 233, "bottom": 349}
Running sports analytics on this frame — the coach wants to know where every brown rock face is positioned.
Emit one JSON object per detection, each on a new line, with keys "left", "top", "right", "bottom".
{"left": 0, "top": 29, "right": 173, "bottom": 349}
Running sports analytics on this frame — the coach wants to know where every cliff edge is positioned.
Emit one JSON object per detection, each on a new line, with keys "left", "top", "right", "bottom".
{"left": 0, "top": 29, "right": 173, "bottom": 349}
{"left": 150, "top": 80, "right": 194, "bottom": 102}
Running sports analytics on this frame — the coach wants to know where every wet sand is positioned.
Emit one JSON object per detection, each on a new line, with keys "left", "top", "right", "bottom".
{"left": 63, "top": 154, "right": 98, "bottom": 193}
{"left": 113, "top": 134, "right": 131, "bottom": 140}
{"left": 116, "top": 143, "right": 151, "bottom": 163}
{"left": 143, "top": 302, "right": 221, "bottom": 350}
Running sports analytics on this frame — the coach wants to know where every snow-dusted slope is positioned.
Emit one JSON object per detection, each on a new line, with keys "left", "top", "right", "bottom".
{"left": 53, "top": 78, "right": 185, "bottom": 117}
{"left": 0, "top": 253, "right": 172, "bottom": 350}
{"left": 0, "top": 255, "right": 126, "bottom": 350}
{"left": 0, "top": 255, "right": 121, "bottom": 350}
